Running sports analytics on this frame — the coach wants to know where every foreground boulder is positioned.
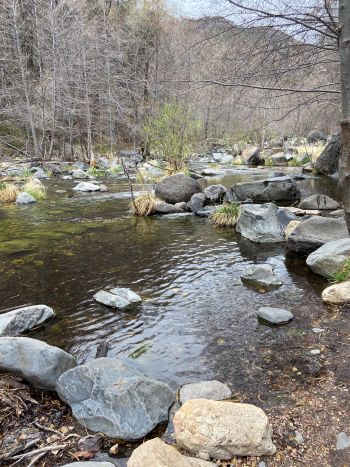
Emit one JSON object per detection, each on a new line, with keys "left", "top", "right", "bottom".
{"left": 128, "top": 438, "right": 214, "bottom": 467}
{"left": 0, "top": 305, "right": 54, "bottom": 337}
{"left": 241, "top": 146, "right": 262, "bottom": 165}
{"left": 322, "top": 282, "right": 350, "bottom": 305}
{"left": 179, "top": 380, "right": 232, "bottom": 404}
{"left": 56, "top": 358, "right": 174, "bottom": 439}
{"left": 0, "top": 337, "right": 76, "bottom": 389}
{"left": 155, "top": 174, "right": 201, "bottom": 204}
{"left": 306, "top": 239, "right": 350, "bottom": 278}
{"left": 73, "top": 182, "right": 100, "bottom": 192}
{"left": 236, "top": 203, "right": 297, "bottom": 243}
{"left": 232, "top": 176, "right": 300, "bottom": 202}
{"left": 94, "top": 288, "right": 141, "bottom": 308}
{"left": 299, "top": 194, "right": 339, "bottom": 210}
{"left": 287, "top": 217, "right": 349, "bottom": 255}
{"left": 174, "top": 399, "right": 276, "bottom": 459}
{"left": 315, "top": 134, "right": 341, "bottom": 175}
{"left": 16, "top": 192, "right": 36, "bottom": 204}
{"left": 241, "top": 264, "right": 282, "bottom": 288}
{"left": 257, "top": 307, "right": 293, "bottom": 325}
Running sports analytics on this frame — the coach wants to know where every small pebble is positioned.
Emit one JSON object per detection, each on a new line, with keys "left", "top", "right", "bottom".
{"left": 294, "top": 431, "right": 304, "bottom": 445}
{"left": 310, "top": 349, "right": 321, "bottom": 355}
{"left": 312, "top": 327, "right": 325, "bottom": 334}
{"left": 258, "top": 462, "right": 266, "bottom": 467}
{"left": 336, "top": 432, "right": 350, "bottom": 450}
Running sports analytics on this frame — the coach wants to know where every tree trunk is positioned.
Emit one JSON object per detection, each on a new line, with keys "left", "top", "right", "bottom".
{"left": 339, "top": 0, "right": 350, "bottom": 233}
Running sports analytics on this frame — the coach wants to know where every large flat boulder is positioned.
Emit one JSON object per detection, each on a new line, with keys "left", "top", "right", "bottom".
{"left": 315, "top": 135, "right": 340, "bottom": 175}
{"left": 236, "top": 203, "right": 297, "bottom": 243}
{"left": 155, "top": 174, "right": 201, "bottom": 204}
{"left": 0, "top": 337, "right": 76, "bottom": 389}
{"left": 179, "top": 380, "right": 232, "bottom": 404}
{"left": 173, "top": 399, "right": 276, "bottom": 459}
{"left": 306, "top": 239, "right": 350, "bottom": 278}
{"left": 232, "top": 176, "right": 300, "bottom": 202}
{"left": 322, "top": 281, "right": 350, "bottom": 304}
{"left": 0, "top": 305, "right": 54, "bottom": 337}
{"left": 128, "top": 438, "right": 215, "bottom": 467}
{"left": 299, "top": 194, "right": 339, "bottom": 210}
{"left": 287, "top": 217, "right": 349, "bottom": 255}
{"left": 56, "top": 358, "right": 174, "bottom": 440}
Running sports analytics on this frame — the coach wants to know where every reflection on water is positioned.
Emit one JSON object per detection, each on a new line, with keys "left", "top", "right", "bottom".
{"left": 0, "top": 168, "right": 336, "bottom": 396}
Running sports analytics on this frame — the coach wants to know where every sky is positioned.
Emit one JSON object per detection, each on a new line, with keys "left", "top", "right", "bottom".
{"left": 167, "top": 0, "right": 223, "bottom": 18}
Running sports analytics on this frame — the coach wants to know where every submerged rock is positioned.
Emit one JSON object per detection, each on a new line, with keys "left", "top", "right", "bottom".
{"left": 287, "top": 217, "right": 349, "bottom": 255}
{"left": 299, "top": 194, "right": 339, "bottom": 210}
{"left": 315, "top": 134, "right": 341, "bottom": 175}
{"left": 73, "top": 182, "right": 100, "bottom": 192}
{"left": 236, "top": 203, "right": 297, "bottom": 243}
{"left": 56, "top": 358, "right": 174, "bottom": 439}
{"left": 241, "top": 264, "right": 282, "bottom": 288}
{"left": 322, "top": 281, "right": 350, "bottom": 305}
{"left": 16, "top": 192, "right": 36, "bottom": 204}
{"left": 257, "top": 307, "right": 294, "bottom": 325}
{"left": 0, "top": 337, "right": 76, "bottom": 389}
{"left": 306, "top": 238, "right": 350, "bottom": 278}
{"left": 94, "top": 288, "right": 141, "bottom": 308}
{"left": 0, "top": 305, "right": 54, "bottom": 337}
{"left": 128, "top": 437, "right": 215, "bottom": 467}
{"left": 155, "top": 174, "right": 201, "bottom": 204}
{"left": 232, "top": 176, "right": 300, "bottom": 202}
{"left": 179, "top": 380, "right": 232, "bottom": 404}
{"left": 173, "top": 399, "right": 276, "bottom": 459}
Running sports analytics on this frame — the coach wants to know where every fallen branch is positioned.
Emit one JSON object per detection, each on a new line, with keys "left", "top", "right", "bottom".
{"left": 10, "top": 444, "right": 67, "bottom": 461}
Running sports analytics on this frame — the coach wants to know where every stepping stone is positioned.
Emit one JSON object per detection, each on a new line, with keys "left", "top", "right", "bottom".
{"left": 257, "top": 307, "right": 294, "bottom": 325}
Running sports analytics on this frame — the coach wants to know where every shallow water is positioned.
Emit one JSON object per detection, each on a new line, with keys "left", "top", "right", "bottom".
{"left": 0, "top": 167, "right": 339, "bottom": 396}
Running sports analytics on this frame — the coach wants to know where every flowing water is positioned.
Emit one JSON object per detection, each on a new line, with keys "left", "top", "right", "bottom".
{"left": 0, "top": 167, "right": 340, "bottom": 399}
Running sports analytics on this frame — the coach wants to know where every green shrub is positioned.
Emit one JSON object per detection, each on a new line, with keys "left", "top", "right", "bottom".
{"left": 329, "top": 259, "right": 350, "bottom": 283}
{"left": 209, "top": 203, "right": 240, "bottom": 227}
{"left": 22, "top": 178, "right": 46, "bottom": 200}
{"left": 87, "top": 167, "right": 105, "bottom": 177}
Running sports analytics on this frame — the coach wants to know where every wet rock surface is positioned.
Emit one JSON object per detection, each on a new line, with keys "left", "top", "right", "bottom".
{"left": 0, "top": 305, "right": 54, "bottom": 337}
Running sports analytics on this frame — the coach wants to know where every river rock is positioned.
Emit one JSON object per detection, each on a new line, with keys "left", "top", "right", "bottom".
{"left": 16, "top": 192, "right": 36, "bottom": 204}
{"left": 241, "top": 146, "right": 262, "bottom": 165}
{"left": 299, "top": 194, "right": 339, "bottom": 210}
{"left": 94, "top": 288, "right": 141, "bottom": 308}
{"left": 232, "top": 176, "right": 300, "bottom": 202}
{"left": 269, "top": 152, "right": 288, "bottom": 166}
{"left": 179, "top": 380, "right": 232, "bottom": 404}
{"left": 284, "top": 220, "right": 301, "bottom": 239}
{"left": 0, "top": 305, "right": 54, "bottom": 337}
{"left": 315, "top": 134, "right": 341, "bottom": 175}
{"left": 62, "top": 463, "right": 115, "bottom": 467}
{"left": 336, "top": 432, "right": 350, "bottom": 451}
{"left": 212, "top": 153, "right": 234, "bottom": 164}
{"left": 72, "top": 169, "right": 88, "bottom": 179}
{"left": 201, "top": 168, "right": 226, "bottom": 176}
{"left": 236, "top": 203, "right": 297, "bottom": 243}
{"left": 31, "top": 167, "right": 47, "bottom": 179}
{"left": 128, "top": 437, "right": 215, "bottom": 467}
{"left": 73, "top": 182, "right": 100, "bottom": 192}
{"left": 187, "top": 193, "right": 206, "bottom": 212}
{"left": 204, "top": 184, "right": 227, "bottom": 203}
{"left": 173, "top": 399, "right": 276, "bottom": 459}
{"left": 307, "top": 130, "right": 327, "bottom": 143}
{"left": 0, "top": 337, "right": 76, "bottom": 389}
{"left": 155, "top": 201, "right": 184, "bottom": 214}
{"left": 241, "top": 264, "right": 282, "bottom": 288}
{"left": 257, "top": 307, "right": 294, "bottom": 325}
{"left": 56, "top": 358, "right": 174, "bottom": 439}
{"left": 155, "top": 174, "right": 201, "bottom": 204}
{"left": 322, "top": 281, "right": 350, "bottom": 304}
{"left": 306, "top": 239, "right": 350, "bottom": 278}
{"left": 287, "top": 217, "right": 349, "bottom": 255}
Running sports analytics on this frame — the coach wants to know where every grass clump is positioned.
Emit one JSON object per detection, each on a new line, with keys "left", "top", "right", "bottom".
{"left": 87, "top": 167, "right": 105, "bottom": 177}
{"left": 329, "top": 259, "right": 350, "bottom": 283}
{"left": 22, "top": 178, "right": 46, "bottom": 200}
{"left": 0, "top": 183, "right": 19, "bottom": 203}
{"left": 209, "top": 202, "right": 240, "bottom": 227}
{"left": 131, "top": 193, "right": 157, "bottom": 216}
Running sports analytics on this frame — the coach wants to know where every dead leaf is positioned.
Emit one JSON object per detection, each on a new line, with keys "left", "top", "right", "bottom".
{"left": 72, "top": 450, "right": 94, "bottom": 460}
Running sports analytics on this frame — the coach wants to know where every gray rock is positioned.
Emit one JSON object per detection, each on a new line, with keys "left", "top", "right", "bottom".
{"left": 287, "top": 217, "right": 349, "bottom": 255}
{"left": 62, "top": 175, "right": 73, "bottom": 180}
{"left": 175, "top": 201, "right": 188, "bottom": 211}
{"left": 241, "top": 264, "right": 282, "bottom": 288}
{"left": 336, "top": 432, "right": 350, "bottom": 451}
{"left": 315, "top": 134, "right": 341, "bottom": 175}
{"left": 155, "top": 174, "right": 201, "bottom": 204}
{"left": 212, "top": 153, "right": 234, "bottom": 164}
{"left": 62, "top": 463, "right": 115, "bottom": 467}
{"left": 72, "top": 169, "right": 88, "bottom": 179}
{"left": 16, "top": 192, "right": 36, "bottom": 205}
{"left": 189, "top": 172, "right": 204, "bottom": 180}
{"left": 232, "top": 176, "right": 300, "bottom": 202}
{"left": 306, "top": 238, "right": 350, "bottom": 278}
{"left": 269, "top": 152, "right": 288, "bottom": 166}
{"left": 312, "top": 327, "right": 325, "bottom": 334}
{"left": 196, "top": 206, "right": 218, "bottom": 218}
{"left": 94, "top": 288, "right": 141, "bottom": 308}
{"left": 201, "top": 168, "right": 226, "bottom": 176}
{"left": 257, "top": 307, "right": 294, "bottom": 325}
{"left": 294, "top": 431, "right": 304, "bottom": 445}
{"left": 299, "top": 194, "right": 339, "bottom": 210}
{"left": 236, "top": 203, "right": 297, "bottom": 243}
{"left": 0, "top": 337, "right": 76, "bottom": 389}
{"left": 155, "top": 201, "right": 184, "bottom": 214}
{"left": 73, "top": 182, "right": 100, "bottom": 192}
{"left": 119, "top": 150, "right": 143, "bottom": 164}
{"left": 31, "top": 167, "right": 47, "bottom": 179}
{"left": 330, "top": 209, "right": 345, "bottom": 217}
{"left": 307, "top": 130, "right": 327, "bottom": 143}
{"left": 187, "top": 193, "right": 206, "bottom": 213}
{"left": 56, "top": 358, "right": 174, "bottom": 439}
{"left": 45, "top": 163, "right": 62, "bottom": 175}
{"left": 0, "top": 305, "right": 54, "bottom": 337}
{"left": 179, "top": 380, "right": 232, "bottom": 404}
{"left": 241, "top": 146, "right": 262, "bottom": 165}
{"left": 204, "top": 184, "right": 227, "bottom": 203}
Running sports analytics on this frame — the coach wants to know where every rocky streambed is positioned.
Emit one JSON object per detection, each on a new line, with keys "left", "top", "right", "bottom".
{"left": 0, "top": 166, "right": 350, "bottom": 466}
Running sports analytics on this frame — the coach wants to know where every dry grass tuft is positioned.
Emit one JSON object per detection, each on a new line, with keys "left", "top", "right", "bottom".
{"left": 131, "top": 193, "right": 157, "bottom": 216}
{"left": 210, "top": 202, "right": 240, "bottom": 227}
{"left": 22, "top": 178, "right": 46, "bottom": 200}
{"left": 0, "top": 183, "right": 19, "bottom": 204}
